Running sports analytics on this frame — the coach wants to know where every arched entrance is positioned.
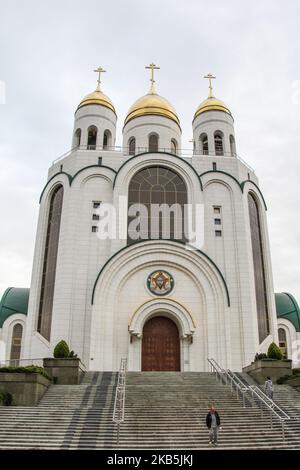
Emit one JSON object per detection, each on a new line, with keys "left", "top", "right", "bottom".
{"left": 142, "top": 316, "right": 180, "bottom": 371}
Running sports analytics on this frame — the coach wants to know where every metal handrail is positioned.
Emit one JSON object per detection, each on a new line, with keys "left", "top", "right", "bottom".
{"left": 248, "top": 385, "right": 290, "bottom": 420}
{"left": 207, "top": 358, "right": 291, "bottom": 440}
{"left": 208, "top": 358, "right": 248, "bottom": 407}
{"left": 113, "top": 358, "right": 127, "bottom": 446}
{"left": 51, "top": 145, "right": 255, "bottom": 173}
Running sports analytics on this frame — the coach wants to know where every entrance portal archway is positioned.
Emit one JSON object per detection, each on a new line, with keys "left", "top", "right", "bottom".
{"left": 142, "top": 316, "right": 180, "bottom": 371}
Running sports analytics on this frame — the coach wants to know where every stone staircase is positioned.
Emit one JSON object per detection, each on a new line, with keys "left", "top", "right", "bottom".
{"left": 0, "top": 372, "right": 118, "bottom": 449}
{"left": 0, "top": 371, "right": 300, "bottom": 449}
{"left": 238, "top": 372, "right": 300, "bottom": 444}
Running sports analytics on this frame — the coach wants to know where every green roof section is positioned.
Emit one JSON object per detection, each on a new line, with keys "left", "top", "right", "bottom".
{"left": 0, "top": 287, "right": 29, "bottom": 328}
{"left": 275, "top": 292, "right": 300, "bottom": 332}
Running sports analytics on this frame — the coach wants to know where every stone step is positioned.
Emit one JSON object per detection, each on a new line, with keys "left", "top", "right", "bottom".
{"left": 0, "top": 370, "right": 299, "bottom": 450}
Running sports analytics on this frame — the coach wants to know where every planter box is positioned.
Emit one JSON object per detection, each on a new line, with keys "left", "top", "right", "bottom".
{"left": 0, "top": 372, "right": 51, "bottom": 406}
{"left": 243, "top": 359, "right": 292, "bottom": 384}
{"left": 43, "top": 358, "right": 85, "bottom": 385}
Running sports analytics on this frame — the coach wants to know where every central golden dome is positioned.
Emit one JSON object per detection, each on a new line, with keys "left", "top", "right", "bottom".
{"left": 125, "top": 92, "right": 180, "bottom": 127}
{"left": 77, "top": 88, "right": 116, "bottom": 114}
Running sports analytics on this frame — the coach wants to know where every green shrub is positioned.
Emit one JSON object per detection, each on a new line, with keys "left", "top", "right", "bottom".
{"left": 288, "top": 373, "right": 300, "bottom": 381}
{"left": 69, "top": 350, "right": 78, "bottom": 358}
{"left": 293, "top": 368, "right": 300, "bottom": 375}
{"left": 53, "top": 340, "right": 70, "bottom": 358}
{"left": 0, "top": 366, "right": 51, "bottom": 380}
{"left": 277, "top": 373, "right": 300, "bottom": 384}
{"left": 267, "top": 342, "right": 283, "bottom": 360}
{"left": 277, "top": 375, "right": 289, "bottom": 384}
{"left": 254, "top": 353, "right": 268, "bottom": 362}
{"left": 0, "top": 391, "right": 13, "bottom": 406}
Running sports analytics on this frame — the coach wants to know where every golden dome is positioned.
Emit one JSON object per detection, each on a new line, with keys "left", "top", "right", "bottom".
{"left": 194, "top": 95, "right": 231, "bottom": 120}
{"left": 77, "top": 88, "right": 116, "bottom": 114}
{"left": 124, "top": 92, "right": 180, "bottom": 127}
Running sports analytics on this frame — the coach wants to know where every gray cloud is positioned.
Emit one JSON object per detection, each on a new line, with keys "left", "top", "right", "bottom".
{"left": 0, "top": 0, "right": 299, "bottom": 302}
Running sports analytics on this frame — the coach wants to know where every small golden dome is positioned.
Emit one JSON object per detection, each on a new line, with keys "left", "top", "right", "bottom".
{"left": 77, "top": 89, "right": 116, "bottom": 114}
{"left": 194, "top": 96, "right": 231, "bottom": 120}
{"left": 124, "top": 92, "right": 180, "bottom": 127}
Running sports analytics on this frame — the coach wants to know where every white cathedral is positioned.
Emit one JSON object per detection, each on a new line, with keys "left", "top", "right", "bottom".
{"left": 1, "top": 65, "right": 299, "bottom": 372}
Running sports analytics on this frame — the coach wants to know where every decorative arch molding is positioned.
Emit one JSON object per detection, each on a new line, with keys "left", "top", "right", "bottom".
{"left": 276, "top": 318, "right": 298, "bottom": 362}
{"left": 200, "top": 172, "right": 268, "bottom": 210}
{"left": 39, "top": 165, "right": 117, "bottom": 203}
{"left": 1, "top": 313, "right": 27, "bottom": 361}
{"left": 113, "top": 151, "right": 203, "bottom": 191}
{"left": 241, "top": 180, "right": 268, "bottom": 211}
{"left": 71, "top": 165, "right": 117, "bottom": 185}
{"left": 200, "top": 170, "right": 242, "bottom": 193}
{"left": 92, "top": 239, "right": 230, "bottom": 307}
{"left": 39, "top": 172, "right": 71, "bottom": 203}
{"left": 129, "top": 298, "right": 196, "bottom": 339}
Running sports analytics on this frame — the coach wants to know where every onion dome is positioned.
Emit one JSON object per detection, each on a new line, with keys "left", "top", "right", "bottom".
{"left": 124, "top": 63, "right": 180, "bottom": 127}
{"left": 76, "top": 66, "right": 116, "bottom": 114}
{"left": 194, "top": 73, "right": 231, "bottom": 121}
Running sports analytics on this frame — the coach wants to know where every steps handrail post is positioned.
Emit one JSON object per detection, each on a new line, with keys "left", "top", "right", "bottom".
{"left": 282, "top": 420, "right": 285, "bottom": 441}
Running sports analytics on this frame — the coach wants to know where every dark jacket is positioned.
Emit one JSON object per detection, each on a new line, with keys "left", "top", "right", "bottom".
{"left": 206, "top": 411, "right": 221, "bottom": 428}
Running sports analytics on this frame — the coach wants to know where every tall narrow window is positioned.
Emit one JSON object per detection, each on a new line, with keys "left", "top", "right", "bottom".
{"left": 87, "top": 126, "right": 97, "bottom": 150}
{"left": 149, "top": 134, "right": 158, "bottom": 152}
{"left": 230, "top": 135, "right": 236, "bottom": 156}
{"left": 37, "top": 185, "right": 64, "bottom": 341}
{"left": 10, "top": 323, "right": 23, "bottom": 366}
{"left": 171, "top": 139, "right": 177, "bottom": 154}
{"left": 278, "top": 328, "right": 287, "bottom": 358}
{"left": 214, "top": 131, "right": 224, "bottom": 156}
{"left": 248, "top": 192, "right": 269, "bottom": 343}
{"left": 103, "top": 130, "right": 111, "bottom": 149}
{"left": 200, "top": 133, "right": 209, "bottom": 155}
{"left": 74, "top": 128, "right": 81, "bottom": 148}
{"left": 128, "top": 137, "right": 136, "bottom": 156}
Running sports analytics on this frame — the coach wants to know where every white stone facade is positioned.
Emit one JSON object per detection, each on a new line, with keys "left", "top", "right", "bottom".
{"left": 2, "top": 85, "right": 298, "bottom": 372}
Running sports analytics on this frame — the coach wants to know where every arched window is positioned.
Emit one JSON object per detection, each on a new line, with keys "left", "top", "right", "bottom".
{"left": 278, "top": 328, "right": 288, "bottom": 358}
{"left": 87, "top": 126, "right": 97, "bottom": 150}
{"left": 148, "top": 134, "right": 159, "bottom": 152}
{"left": 10, "top": 323, "right": 23, "bottom": 366}
{"left": 37, "top": 185, "right": 64, "bottom": 341}
{"left": 74, "top": 128, "right": 81, "bottom": 148}
{"left": 248, "top": 192, "right": 269, "bottom": 343}
{"left": 200, "top": 133, "right": 209, "bottom": 155}
{"left": 230, "top": 135, "right": 236, "bottom": 156}
{"left": 127, "top": 166, "right": 187, "bottom": 244}
{"left": 128, "top": 137, "right": 136, "bottom": 156}
{"left": 171, "top": 139, "right": 177, "bottom": 155}
{"left": 214, "top": 131, "right": 224, "bottom": 156}
{"left": 103, "top": 130, "right": 112, "bottom": 150}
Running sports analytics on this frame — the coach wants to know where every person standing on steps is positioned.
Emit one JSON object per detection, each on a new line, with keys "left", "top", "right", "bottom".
{"left": 206, "top": 406, "right": 221, "bottom": 446}
{"left": 265, "top": 377, "right": 274, "bottom": 400}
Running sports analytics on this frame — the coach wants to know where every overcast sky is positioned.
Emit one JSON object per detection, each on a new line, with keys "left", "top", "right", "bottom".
{"left": 0, "top": 0, "right": 299, "bottom": 303}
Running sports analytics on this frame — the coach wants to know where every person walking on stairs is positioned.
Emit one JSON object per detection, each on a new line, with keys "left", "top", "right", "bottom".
{"left": 264, "top": 377, "right": 274, "bottom": 400}
{"left": 206, "top": 406, "right": 221, "bottom": 446}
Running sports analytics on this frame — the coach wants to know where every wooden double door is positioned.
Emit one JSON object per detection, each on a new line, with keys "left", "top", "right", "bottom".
{"left": 142, "top": 316, "right": 180, "bottom": 371}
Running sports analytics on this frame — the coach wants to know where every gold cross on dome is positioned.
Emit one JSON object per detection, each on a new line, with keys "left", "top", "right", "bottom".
{"left": 94, "top": 66, "right": 106, "bottom": 90}
{"left": 145, "top": 63, "right": 160, "bottom": 93}
{"left": 204, "top": 73, "right": 216, "bottom": 97}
